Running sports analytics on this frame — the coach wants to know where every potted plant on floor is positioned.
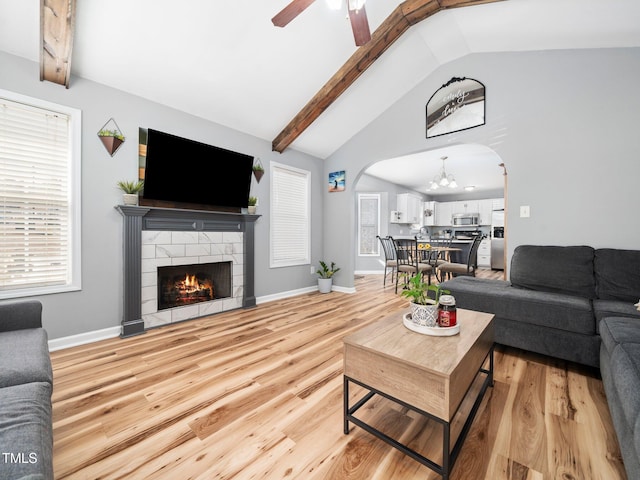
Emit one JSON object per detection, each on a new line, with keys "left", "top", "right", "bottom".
{"left": 117, "top": 180, "right": 144, "bottom": 205}
{"left": 401, "top": 274, "right": 450, "bottom": 327}
{"left": 316, "top": 261, "right": 340, "bottom": 294}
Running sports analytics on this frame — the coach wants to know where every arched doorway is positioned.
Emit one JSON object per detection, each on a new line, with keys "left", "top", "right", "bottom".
{"left": 353, "top": 143, "right": 507, "bottom": 281}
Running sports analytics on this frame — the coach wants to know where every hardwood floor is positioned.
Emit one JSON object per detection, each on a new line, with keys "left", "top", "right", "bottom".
{"left": 50, "top": 272, "right": 626, "bottom": 479}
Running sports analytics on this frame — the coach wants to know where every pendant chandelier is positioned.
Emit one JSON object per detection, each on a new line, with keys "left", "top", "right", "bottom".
{"left": 429, "top": 156, "right": 457, "bottom": 190}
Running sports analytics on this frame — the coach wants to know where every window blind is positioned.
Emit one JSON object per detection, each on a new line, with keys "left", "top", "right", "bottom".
{"left": 270, "top": 162, "right": 310, "bottom": 268}
{"left": 0, "top": 98, "right": 73, "bottom": 291}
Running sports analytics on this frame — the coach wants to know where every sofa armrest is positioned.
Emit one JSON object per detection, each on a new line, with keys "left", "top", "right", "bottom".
{"left": 0, "top": 300, "right": 43, "bottom": 332}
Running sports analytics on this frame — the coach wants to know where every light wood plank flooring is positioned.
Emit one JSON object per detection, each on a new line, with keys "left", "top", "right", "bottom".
{"left": 51, "top": 272, "right": 626, "bottom": 479}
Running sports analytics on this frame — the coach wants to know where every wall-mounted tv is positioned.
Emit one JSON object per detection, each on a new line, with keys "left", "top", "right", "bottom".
{"left": 141, "top": 128, "right": 254, "bottom": 212}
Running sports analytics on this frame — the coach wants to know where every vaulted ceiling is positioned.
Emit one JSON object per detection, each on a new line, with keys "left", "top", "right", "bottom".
{"left": 1, "top": 0, "right": 639, "bottom": 159}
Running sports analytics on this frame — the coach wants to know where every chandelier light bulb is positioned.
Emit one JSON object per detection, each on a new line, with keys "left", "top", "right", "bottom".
{"left": 326, "top": 0, "right": 342, "bottom": 10}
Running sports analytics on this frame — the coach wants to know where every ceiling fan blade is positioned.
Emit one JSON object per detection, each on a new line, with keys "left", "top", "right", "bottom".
{"left": 272, "top": 0, "right": 317, "bottom": 27}
{"left": 348, "top": 4, "right": 371, "bottom": 46}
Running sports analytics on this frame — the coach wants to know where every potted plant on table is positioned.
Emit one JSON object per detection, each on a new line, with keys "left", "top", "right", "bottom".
{"left": 117, "top": 180, "right": 144, "bottom": 206}
{"left": 316, "top": 261, "right": 340, "bottom": 294}
{"left": 401, "top": 274, "right": 450, "bottom": 327}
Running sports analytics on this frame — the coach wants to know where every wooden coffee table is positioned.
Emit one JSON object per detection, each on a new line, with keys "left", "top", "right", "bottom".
{"left": 343, "top": 308, "right": 494, "bottom": 480}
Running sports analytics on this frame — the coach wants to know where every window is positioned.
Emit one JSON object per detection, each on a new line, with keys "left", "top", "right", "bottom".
{"left": 358, "top": 194, "right": 380, "bottom": 256}
{"left": 270, "top": 162, "right": 310, "bottom": 268}
{"left": 0, "top": 90, "right": 81, "bottom": 298}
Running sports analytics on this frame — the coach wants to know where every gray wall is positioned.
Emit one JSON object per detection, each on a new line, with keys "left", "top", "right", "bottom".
{"left": 325, "top": 48, "right": 640, "bottom": 288}
{"left": 0, "top": 51, "right": 324, "bottom": 340}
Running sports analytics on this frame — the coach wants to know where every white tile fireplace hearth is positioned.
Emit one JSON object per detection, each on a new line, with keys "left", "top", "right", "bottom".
{"left": 116, "top": 206, "right": 259, "bottom": 337}
{"left": 141, "top": 231, "right": 244, "bottom": 328}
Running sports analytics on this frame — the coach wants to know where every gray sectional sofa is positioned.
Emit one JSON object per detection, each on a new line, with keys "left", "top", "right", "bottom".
{"left": 0, "top": 300, "right": 53, "bottom": 480}
{"left": 441, "top": 245, "right": 640, "bottom": 479}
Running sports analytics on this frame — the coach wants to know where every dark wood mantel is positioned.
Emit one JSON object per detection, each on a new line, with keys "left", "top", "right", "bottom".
{"left": 116, "top": 205, "right": 260, "bottom": 338}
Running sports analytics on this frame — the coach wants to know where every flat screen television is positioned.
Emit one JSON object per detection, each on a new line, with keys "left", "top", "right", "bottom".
{"left": 141, "top": 128, "right": 253, "bottom": 211}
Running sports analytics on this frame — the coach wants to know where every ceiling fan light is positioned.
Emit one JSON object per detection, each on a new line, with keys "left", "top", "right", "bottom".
{"left": 326, "top": 0, "right": 342, "bottom": 10}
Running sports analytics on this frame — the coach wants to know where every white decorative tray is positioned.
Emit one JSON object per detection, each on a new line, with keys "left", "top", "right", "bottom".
{"left": 403, "top": 313, "right": 460, "bottom": 336}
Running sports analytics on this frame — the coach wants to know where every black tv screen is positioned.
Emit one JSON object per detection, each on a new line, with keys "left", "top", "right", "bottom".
{"left": 142, "top": 128, "right": 253, "bottom": 210}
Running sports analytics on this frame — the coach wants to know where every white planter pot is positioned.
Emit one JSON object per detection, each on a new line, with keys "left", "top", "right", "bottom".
{"left": 410, "top": 301, "right": 438, "bottom": 327}
{"left": 122, "top": 193, "right": 139, "bottom": 206}
{"left": 318, "top": 278, "right": 333, "bottom": 294}
{"left": 248, "top": 205, "right": 257, "bottom": 214}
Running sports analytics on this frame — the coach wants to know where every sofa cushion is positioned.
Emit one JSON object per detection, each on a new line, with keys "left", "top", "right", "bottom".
{"left": 595, "top": 248, "right": 640, "bottom": 303}
{"left": 0, "top": 329, "right": 52, "bottom": 388}
{"left": 600, "top": 317, "right": 640, "bottom": 355}
{"left": 0, "top": 382, "right": 53, "bottom": 480}
{"left": 593, "top": 299, "right": 640, "bottom": 326}
{"left": 510, "top": 245, "right": 596, "bottom": 298}
{"left": 443, "top": 276, "right": 595, "bottom": 335}
{"left": 609, "top": 344, "right": 640, "bottom": 435}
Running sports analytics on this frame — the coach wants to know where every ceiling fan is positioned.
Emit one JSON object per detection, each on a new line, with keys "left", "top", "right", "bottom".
{"left": 272, "top": 0, "right": 372, "bottom": 46}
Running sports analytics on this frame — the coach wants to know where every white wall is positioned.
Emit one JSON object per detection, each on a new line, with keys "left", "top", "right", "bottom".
{"left": 0, "top": 51, "right": 324, "bottom": 340}
{"left": 324, "top": 48, "right": 640, "bottom": 288}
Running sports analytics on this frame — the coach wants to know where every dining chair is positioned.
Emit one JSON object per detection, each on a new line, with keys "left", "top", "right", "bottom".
{"left": 376, "top": 235, "right": 397, "bottom": 287}
{"left": 437, "top": 234, "right": 484, "bottom": 280}
{"left": 391, "top": 236, "right": 433, "bottom": 294}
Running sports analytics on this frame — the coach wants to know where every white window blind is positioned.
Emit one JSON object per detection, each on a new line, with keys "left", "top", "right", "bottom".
{"left": 0, "top": 92, "right": 81, "bottom": 297}
{"left": 270, "top": 162, "right": 310, "bottom": 268}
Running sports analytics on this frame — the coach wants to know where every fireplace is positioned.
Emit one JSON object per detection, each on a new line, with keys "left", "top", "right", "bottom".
{"left": 116, "top": 206, "right": 259, "bottom": 337}
{"left": 157, "top": 262, "right": 232, "bottom": 310}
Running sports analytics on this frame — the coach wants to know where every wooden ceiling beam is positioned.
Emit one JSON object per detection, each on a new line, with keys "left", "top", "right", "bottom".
{"left": 272, "top": 0, "right": 505, "bottom": 153}
{"left": 40, "top": 0, "right": 76, "bottom": 88}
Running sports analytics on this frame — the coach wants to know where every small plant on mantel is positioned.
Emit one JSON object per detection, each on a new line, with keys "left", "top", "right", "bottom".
{"left": 247, "top": 196, "right": 258, "bottom": 214}
{"left": 117, "top": 180, "right": 144, "bottom": 206}
{"left": 117, "top": 180, "right": 144, "bottom": 194}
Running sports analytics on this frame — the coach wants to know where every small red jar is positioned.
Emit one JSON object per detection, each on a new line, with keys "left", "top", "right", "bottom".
{"left": 438, "top": 295, "right": 457, "bottom": 327}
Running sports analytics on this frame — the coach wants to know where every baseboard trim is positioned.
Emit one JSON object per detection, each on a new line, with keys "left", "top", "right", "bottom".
{"left": 48, "top": 326, "right": 121, "bottom": 352}
{"left": 49, "top": 284, "right": 357, "bottom": 351}
{"left": 255, "top": 286, "right": 318, "bottom": 304}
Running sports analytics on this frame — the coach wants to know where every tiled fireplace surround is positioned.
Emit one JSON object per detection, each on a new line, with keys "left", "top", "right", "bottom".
{"left": 117, "top": 206, "right": 259, "bottom": 337}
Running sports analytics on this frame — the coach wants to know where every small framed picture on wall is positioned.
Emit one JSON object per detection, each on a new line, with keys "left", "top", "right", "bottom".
{"left": 329, "top": 171, "right": 345, "bottom": 192}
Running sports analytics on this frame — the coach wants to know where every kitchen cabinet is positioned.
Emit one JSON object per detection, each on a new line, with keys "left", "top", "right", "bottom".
{"left": 453, "top": 200, "right": 479, "bottom": 215}
{"left": 394, "top": 193, "right": 422, "bottom": 224}
{"left": 435, "top": 201, "right": 453, "bottom": 226}
{"left": 478, "top": 199, "right": 493, "bottom": 225}
{"left": 423, "top": 201, "right": 436, "bottom": 226}
{"left": 478, "top": 238, "right": 491, "bottom": 267}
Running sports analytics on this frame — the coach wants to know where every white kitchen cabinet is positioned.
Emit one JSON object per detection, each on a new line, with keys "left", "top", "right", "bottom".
{"left": 492, "top": 198, "right": 505, "bottom": 210}
{"left": 478, "top": 199, "right": 493, "bottom": 225}
{"left": 423, "top": 201, "right": 436, "bottom": 226}
{"left": 435, "top": 201, "right": 453, "bottom": 226}
{"left": 396, "top": 193, "right": 422, "bottom": 224}
{"left": 453, "top": 200, "right": 479, "bottom": 215}
{"left": 478, "top": 238, "right": 492, "bottom": 267}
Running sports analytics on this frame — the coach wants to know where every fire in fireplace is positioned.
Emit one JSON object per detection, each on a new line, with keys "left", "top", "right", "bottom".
{"left": 157, "top": 262, "right": 232, "bottom": 310}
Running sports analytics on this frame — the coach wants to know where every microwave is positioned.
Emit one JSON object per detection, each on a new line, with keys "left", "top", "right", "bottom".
{"left": 452, "top": 213, "right": 480, "bottom": 226}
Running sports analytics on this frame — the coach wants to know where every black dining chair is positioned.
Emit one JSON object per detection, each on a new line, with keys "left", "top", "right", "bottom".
{"left": 391, "top": 236, "right": 433, "bottom": 294}
{"left": 376, "top": 235, "right": 397, "bottom": 287}
{"left": 437, "top": 234, "right": 484, "bottom": 280}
